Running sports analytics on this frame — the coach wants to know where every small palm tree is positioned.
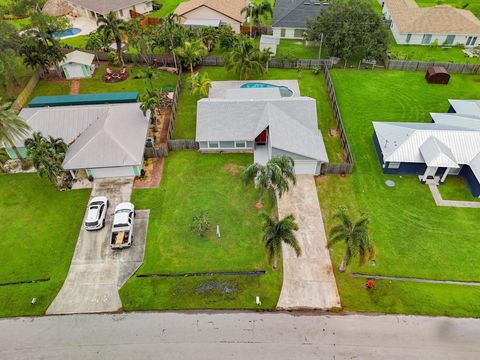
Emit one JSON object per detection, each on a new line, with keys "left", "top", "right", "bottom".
{"left": 139, "top": 89, "right": 160, "bottom": 132}
{"left": 0, "top": 100, "right": 30, "bottom": 161}
{"left": 224, "top": 37, "right": 265, "bottom": 79}
{"left": 189, "top": 72, "right": 212, "bottom": 97}
{"left": 175, "top": 40, "right": 207, "bottom": 75}
{"left": 241, "top": 1, "right": 273, "bottom": 37}
{"left": 261, "top": 47, "right": 274, "bottom": 73}
{"left": 242, "top": 156, "right": 296, "bottom": 202}
{"left": 262, "top": 213, "right": 301, "bottom": 270}
{"left": 328, "top": 206, "right": 376, "bottom": 272}
{"left": 97, "top": 12, "right": 127, "bottom": 66}
{"left": 199, "top": 26, "right": 219, "bottom": 52}
{"left": 138, "top": 68, "right": 157, "bottom": 89}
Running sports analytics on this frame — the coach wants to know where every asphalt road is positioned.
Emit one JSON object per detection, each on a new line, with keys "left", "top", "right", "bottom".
{"left": 1, "top": 312, "right": 480, "bottom": 359}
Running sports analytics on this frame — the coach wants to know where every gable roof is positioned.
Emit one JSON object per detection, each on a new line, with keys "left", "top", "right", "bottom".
{"left": 272, "top": 0, "right": 328, "bottom": 28}
{"left": 384, "top": 0, "right": 480, "bottom": 35}
{"left": 448, "top": 99, "right": 480, "bottom": 117}
{"left": 66, "top": 0, "right": 148, "bottom": 15}
{"left": 419, "top": 136, "right": 459, "bottom": 168}
{"left": 175, "top": 0, "right": 247, "bottom": 23}
{"left": 60, "top": 50, "right": 95, "bottom": 66}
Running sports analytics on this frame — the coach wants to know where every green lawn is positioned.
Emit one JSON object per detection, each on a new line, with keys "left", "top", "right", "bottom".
{"left": 276, "top": 39, "right": 320, "bottom": 60}
{"left": 438, "top": 177, "right": 480, "bottom": 202}
{"left": 318, "top": 69, "right": 480, "bottom": 317}
{"left": 120, "top": 151, "right": 282, "bottom": 310}
{"left": 173, "top": 66, "right": 343, "bottom": 162}
{"left": 149, "top": 0, "right": 184, "bottom": 17}
{"left": 60, "top": 35, "right": 89, "bottom": 49}
{"left": 0, "top": 174, "right": 90, "bottom": 317}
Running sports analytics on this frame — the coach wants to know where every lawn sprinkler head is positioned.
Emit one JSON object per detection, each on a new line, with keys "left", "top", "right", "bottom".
{"left": 31, "top": 297, "right": 37, "bottom": 305}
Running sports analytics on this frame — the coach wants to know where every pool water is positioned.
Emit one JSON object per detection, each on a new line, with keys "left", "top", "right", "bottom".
{"left": 54, "top": 28, "right": 81, "bottom": 39}
{"left": 240, "top": 82, "right": 293, "bottom": 97}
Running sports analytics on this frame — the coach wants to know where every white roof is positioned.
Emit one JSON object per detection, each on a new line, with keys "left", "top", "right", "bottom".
{"left": 60, "top": 50, "right": 95, "bottom": 66}
{"left": 430, "top": 113, "right": 480, "bottom": 130}
{"left": 448, "top": 99, "right": 480, "bottom": 117}
{"left": 419, "top": 136, "right": 459, "bottom": 168}
{"left": 183, "top": 19, "right": 221, "bottom": 26}
{"left": 224, "top": 88, "right": 281, "bottom": 100}
{"left": 260, "top": 35, "right": 280, "bottom": 45}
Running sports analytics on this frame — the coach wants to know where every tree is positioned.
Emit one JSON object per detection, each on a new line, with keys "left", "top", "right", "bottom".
{"left": 242, "top": 156, "right": 296, "bottom": 202}
{"left": 9, "top": 0, "right": 39, "bottom": 17}
{"left": 85, "top": 32, "right": 103, "bottom": 62}
{"left": 304, "top": 0, "right": 389, "bottom": 65}
{"left": 155, "top": 14, "right": 186, "bottom": 71}
{"left": 175, "top": 40, "right": 207, "bottom": 75}
{"left": 218, "top": 25, "right": 236, "bottom": 50}
{"left": 241, "top": 1, "right": 273, "bottom": 37}
{"left": 97, "top": 12, "right": 127, "bottom": 66}
{"left": 260, "top": 47, "right": 274, "bottom": 73}
{"left": 262, "top": 213, "right": 301, "bottom": 270}
{"left": 328, "top": 206, "right": 375, "bottom": 272}
{"left": 137, "top": 68, "right": 158, "bottom": 89}
{"left": 224, "top": 37, "right": 265, "bottom": 80}
{"left": 199, "top": 26, "right": 219, "bottom": 52}
{"left": 139, "top": 88, "right": 159, "bottom": 132}
{"left": 0, "top": 100, "right": 30, "bottom": 161}
{"left": 189, "top": 72, "right": 212, "bottom": 97}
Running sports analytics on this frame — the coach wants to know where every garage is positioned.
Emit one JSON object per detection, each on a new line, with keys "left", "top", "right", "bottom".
{"left": 88, "top": 166, "right": 138, "bottom": 179}
{"left": 293, "top": 160, "right": 319, "bottom": 175}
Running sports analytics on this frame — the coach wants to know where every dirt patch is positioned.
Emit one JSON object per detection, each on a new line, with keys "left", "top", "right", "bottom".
{"left": 223, "top": 163, "right": 244, "bottom": 175}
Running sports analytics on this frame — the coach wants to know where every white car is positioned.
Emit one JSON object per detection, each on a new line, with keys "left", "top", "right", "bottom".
{"left": 85, "top": 196, "right": 109, "bottom": 231}
{"left": 111, "top": 202, "right": 135, "bottom": 249}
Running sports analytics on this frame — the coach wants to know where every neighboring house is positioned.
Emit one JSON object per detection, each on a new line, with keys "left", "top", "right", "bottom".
{"left": 174, "top": 0, "right": 247, "bottom": 33}
{"left": 373, "top": 99, "right": 480, "bottom": 197}
{"left": 60, "top": 50, "right": 95, "bottom": 79}
{"left": 259, "top": 35, "right": 280, "bottom": 56}
{"left": 380, "top": 0, "right": 480, "bottom": 46}
{"left": 42, "top": 0, "right": 73, "bottom": 16}
{"left": 196, "top": 81, "right": 329, "bottom": 175}
{"left": 5, "top": 103, "right": 149, "bottom": 179}
{"left": 66, "top": 0, "right": 153, "bottom": 21}
{"left": 272, "top": 0, "right": 328, "bottom": 39}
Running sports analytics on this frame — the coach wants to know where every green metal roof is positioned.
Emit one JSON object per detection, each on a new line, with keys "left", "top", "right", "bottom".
{"left": 28, "top": 92, "right": 139, "bottom": 108}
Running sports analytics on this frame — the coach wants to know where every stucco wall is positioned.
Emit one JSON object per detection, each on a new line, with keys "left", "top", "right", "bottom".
{"left": 73, "top": 1, "right": 153, "bottom": 21}
{"left": 272, "top": 27, "right": 306, "bottom": 39}
{"left": 180, "top": 6, "right": 242, "bottom": 33}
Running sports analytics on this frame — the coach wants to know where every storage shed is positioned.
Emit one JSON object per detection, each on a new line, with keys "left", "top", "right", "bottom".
{"left": 425, "top": 66, "right": 450, "bottom": 84}
{"left": 60, "top": 50, "right": 95, "bottom": 79}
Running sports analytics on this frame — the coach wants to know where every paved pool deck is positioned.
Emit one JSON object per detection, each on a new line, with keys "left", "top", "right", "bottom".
{"left": 209, "top": 80, "right": 301, "bottom": 98}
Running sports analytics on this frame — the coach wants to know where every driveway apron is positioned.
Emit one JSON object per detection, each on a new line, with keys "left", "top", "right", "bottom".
{"left": 47, "top": 178, "right": 148, "bottom": 315}
{"left": 276, "top": 175, "right": 341, "bottom": 310}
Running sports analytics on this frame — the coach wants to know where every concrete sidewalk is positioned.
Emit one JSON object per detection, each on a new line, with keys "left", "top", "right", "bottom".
{"left": 276, "top": 175, "right": 341, "bottom": 310}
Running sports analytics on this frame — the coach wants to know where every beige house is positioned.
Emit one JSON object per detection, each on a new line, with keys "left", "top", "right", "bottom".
{"left": 175, "top": 0, "right": 247, "bottom": 33}
{"left": 380, "top": 0, "right": 480, "bottom": 46}
{"left": 66, "top": 0, "right": 153, "bottom": 21}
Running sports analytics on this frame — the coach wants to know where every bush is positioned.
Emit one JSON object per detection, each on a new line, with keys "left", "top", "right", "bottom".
{"left": 190, "top": 211, "right": 210, "bottom": 237}
{"left": 312, "top": 66, "right": 322, "bottom": 75}
{"left": 108, "top": 51, "right": 120, "bottom": 66}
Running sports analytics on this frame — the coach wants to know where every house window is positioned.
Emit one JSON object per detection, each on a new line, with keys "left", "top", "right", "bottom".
{"left": 220, "top": 141, "right": 234, "bottom": 148}
{"left": 445, "top": 35, "right": 455, "bottom": 45}
{"left": 294, "top": 29, "right": 304, "bottom": 38}
{"left": 467, "top": 36, "right": 478, "bottom": 46}
{"left": 235, "top": 141, "right": 247, "bottom": 148}
{"left": 388, "top": 162, "right": 400, "bottom": 169}
{"left": 208, "top": 141, "right": 219, "bottom": 149}
{"left": 280, "top": 28, "right": 286, "bottom": 37}
{"left": 119, "top": 9, "right": 124, "bottom": 17}
{"left": 421, "top": 34, "right": 432, "bottom": 44}
{"left": 406, "top": 34, "right": 411, "bottom": 43}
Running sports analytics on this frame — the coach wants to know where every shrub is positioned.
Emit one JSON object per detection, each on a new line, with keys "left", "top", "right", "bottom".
{"left": 190, "top": 211, "right": 210, "bottom": 237}
{"left": 108, "top": 51, "right": 120, "bottom": 66}
{"left": 312, "top": 66, "right": 321, "bottom": 75}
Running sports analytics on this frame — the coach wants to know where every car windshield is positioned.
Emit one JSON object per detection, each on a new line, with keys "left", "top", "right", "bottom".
{"left": 114, "top": 223, "right": 129, "bottom": 228}
{"left": 115, "top": 209, "right": 131, "bottom": 214}
{"left": 85, "top": 221, "right": 98, "bottom": 226}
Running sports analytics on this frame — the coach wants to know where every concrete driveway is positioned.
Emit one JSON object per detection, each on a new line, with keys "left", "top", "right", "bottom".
{"left": 276, "top": 175, "right": 341, "bottom": 310}
{"left": 47, "top": 178, "right": 149, "bottom": 315}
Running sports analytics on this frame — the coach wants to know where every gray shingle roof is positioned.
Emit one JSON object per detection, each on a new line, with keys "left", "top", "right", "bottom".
{"left": 272, "top": 0, "right": 328, "bottom": 28}
{"left": 66, "top": 0, "right": 148, "bottom": 15}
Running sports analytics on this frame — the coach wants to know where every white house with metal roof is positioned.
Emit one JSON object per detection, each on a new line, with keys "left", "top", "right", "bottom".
{"left": 6, "top": 103, "right": 149, "bottom": 179}
{"left": 66, "top": 0, "right": 153, "bottom": 21}
{"left": 373, "top": 99, "right": 480, "bottom": 197}
{"left": 60, "top": 50, "right": 95, "bottom": 79}
{"left": 196, "top": 81, "right": 329, "bottom": 175}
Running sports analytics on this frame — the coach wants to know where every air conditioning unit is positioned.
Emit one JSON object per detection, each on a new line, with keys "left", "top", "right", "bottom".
{"left": 146, "top": 137, "right": 154, "bottom": 147}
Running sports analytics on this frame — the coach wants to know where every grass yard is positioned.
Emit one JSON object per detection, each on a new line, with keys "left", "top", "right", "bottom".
{"left": 120, "top": 151, "right": 282, "bottom": 310}
{"left": 60, "top": 35, "right": 89, "bottom": 49}
{"left": 173, "top": 66, "right": 344, "bottom": 162}
{"left": 276, "top": 39, "right": 320, "bottom": 60}
{"left": 0, "top": 174, "right": 90, "bottom": 317}
{"left": 318, "top": 69, "right": 480, "bottom": 317}
{"left": 149, "top": 0, "right": 184, "bottom": 18}
{"left": 438, "top": 177, "right": 480, "bottom": 202}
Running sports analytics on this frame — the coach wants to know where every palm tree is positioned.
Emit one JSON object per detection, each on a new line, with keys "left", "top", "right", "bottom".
{"left": 139, "top": 89, "right": 160, "bottom": 132}
{"left": 242, "top": 156, "right": 296, "bottom": 202}
{"left": 199, "top": 26, "right": 219, "bottom": 52}
{"left": 189, "top": 72, "right": 212, "bottom": 97}
{"left": 328, "top": 207, "right": 376, "bottom": 272}
{"left": 241, "top": 1, "right": 274, "bottom": 37}
{"left": 262, "top": 213, "right": 301, "bottom": 270}
{"left": 138, "top": 68, "right": 157, "bottom": 89}
{"left": 97, "top": 12, "right": 127, "bottom": 66}
{"left": 0, "top": 100, "right": 30, "bottom": 161}
{"left": 261, "top": 47, "right": 274, "bottom": 73}
{"left": 224, "top": 37, "right": 265, "bottom": 80}
{"left": 175, "top": 40, "right": 207, "bottom": 76}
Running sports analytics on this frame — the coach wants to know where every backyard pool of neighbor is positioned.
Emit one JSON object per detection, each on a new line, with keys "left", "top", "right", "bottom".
{"left": 54, "top": 28, "right": 81, "bottom": 39}
{"left": 240, "top": 82, "right": 294, "bottom": 97}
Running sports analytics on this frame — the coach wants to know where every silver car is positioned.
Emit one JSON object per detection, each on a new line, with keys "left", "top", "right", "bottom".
{"left": 85, "top": 196, "right": 109, "bottom": 231}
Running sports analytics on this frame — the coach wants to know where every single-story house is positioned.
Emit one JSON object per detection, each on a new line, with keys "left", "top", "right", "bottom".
{"left": 196, "top": 81, "right": 329, "bottom": 175}
{"left": 174, "top": 0, "right": 247, "bottom": 34}
{"left": 5, "top": 103, "right": 149, "bottom": 179}
{"left": 272, "top": 0, "right": 328, "bottom": 39}
{"left": 373, "top": 99, "right": 480, "bottom": 197}
{"left": 259, "top": 35, "right": 280, "bottom": 56}
{"left": 380, "top": 0, "right": 480, "bottom": 46}
{"left": 66, "top": 0, "right": 153, "bottom": 21}
{"left": 60, "top": 50, "right": 95, "bottom": 79}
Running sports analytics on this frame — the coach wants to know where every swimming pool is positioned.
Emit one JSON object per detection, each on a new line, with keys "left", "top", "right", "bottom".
{"left": 240, "top": 82, "right": 293, "bottom": 97}
{"left": 54, "top": 28, "right": 81, "bottom": 39}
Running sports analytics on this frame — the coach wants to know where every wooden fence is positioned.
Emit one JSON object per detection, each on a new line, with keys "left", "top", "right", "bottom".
{"left": 167, "top": 139, "right": 199, "bottom": 151}
{"left": 240, "top": 25, "right": 273, "bottom": 36}
{"left": 200, "top": 56, "right": 332, "bottom": 69}
{"left": 385, "top": 58, "right": 480, "bottom": 74}
{"left": 322, "top": 66, "right": 355, "bottom": 174}
{"left": 11, "top": 70, "right": 40, "bottom": 114}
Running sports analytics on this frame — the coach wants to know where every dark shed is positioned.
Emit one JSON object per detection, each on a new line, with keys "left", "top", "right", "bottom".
{"left": 425, "top": 66, "right": 450, "bottom": 84}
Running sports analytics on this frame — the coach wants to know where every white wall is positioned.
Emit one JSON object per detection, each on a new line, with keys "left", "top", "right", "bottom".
{"left": 272, "top": 27, "right": 306, "bottom": 39}
{"left": 89, "top": 166, "right": 136, "bottom": 178}
{"left": 180, "top": 6, "right": 242, "bottom": 33}
{"left": 73, "top": 1, "right": 153, "bottom": 21}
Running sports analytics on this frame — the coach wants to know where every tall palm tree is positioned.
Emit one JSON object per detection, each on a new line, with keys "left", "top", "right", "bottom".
{"left": 262, "top": 213, "right": 301, "bottom": 270}
{"left": 189, "top": 72, "right": 212, "bottom": 97}
{"left": 261, "top": 47, "right": 274, "bottom": 73}
{"left": 199, "top": 26, "right": 219, "bottom": 52}
{"left": 328, "top": 206, "right": 376, "bottom": 272}
{"left": 97, "top": 12, "right": 127, "bottom": 66}
{"left": 0, "top": 100, "right": 30, "bottom": 161}
{"left": 241, "top": 1, "right": 274, "bottom": 37}
{"left": 224, "top": 37, "right": 265, "bottom": 80}
{"left": 139, "top": 89, "right": 160, "bottom": 132}
{"left": 175, "top": 40, "right": 207, "bottom": 75}
{"left": 242, "top": 156, "right": 296, "bottom": 202}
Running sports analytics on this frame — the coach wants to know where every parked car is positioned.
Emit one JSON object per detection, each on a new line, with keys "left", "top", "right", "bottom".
{"left": 111, "top": 202, "right": 135, "bottom": 249}
{"left": 85, "top": 196, "right": 109, "bottom": 231}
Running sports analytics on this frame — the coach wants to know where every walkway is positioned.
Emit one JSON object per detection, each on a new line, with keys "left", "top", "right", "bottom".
{"left": 276, "top": 175, "right": 341, "bottom": 310}
{"left": 428, "top": 184, "right": 480, "bottom": 208}
{"left": 2, "top": 312, "right": 480, "bottom": 359}
{"left": 47, "top": 178, "right": 149, "bottom": 315}
{"left": 69, "top": 80, "right": 80, "bottom": 95}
